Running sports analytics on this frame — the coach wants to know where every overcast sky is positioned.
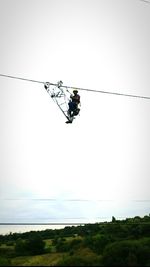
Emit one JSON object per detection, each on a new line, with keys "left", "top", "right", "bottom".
{"left": 0, "top": 0, "right": 150, "bottom": 234}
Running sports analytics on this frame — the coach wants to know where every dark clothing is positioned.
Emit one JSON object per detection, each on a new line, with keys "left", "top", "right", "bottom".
{"left": 68, "top": 93, "right": 80, "bottom": 117}
{"left": 70, "top": 94, "right": 80, "bottom": 105}
{"left": 68, "top": 101, "right": 77, "bottom": 111}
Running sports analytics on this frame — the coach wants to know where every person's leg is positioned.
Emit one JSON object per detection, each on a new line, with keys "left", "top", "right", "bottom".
{"left": 68, "top": 101, "right": 73, "bottom": 116}
{"left": 73, "top": 108, "right": 80, "bottom": 116}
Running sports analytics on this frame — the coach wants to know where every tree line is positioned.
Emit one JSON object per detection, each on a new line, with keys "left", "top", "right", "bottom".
{"left": 0, "top": 214, "right": 150, "bottom": 266}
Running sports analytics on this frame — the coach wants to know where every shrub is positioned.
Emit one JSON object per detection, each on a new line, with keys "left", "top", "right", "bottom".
{"left": 0, "top": 256, "right": 11, "bottom": 266}
{"left": 15, "top": 235, "right": 45, "bottom": 256}
{"left": 102, "top": 240, "right": 150, "bottom": 266}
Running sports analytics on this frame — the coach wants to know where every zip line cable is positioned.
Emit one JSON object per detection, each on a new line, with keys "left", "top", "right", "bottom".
{"left": 63, "top": 85, "right": 150, "bottom": 100}
{"left": 0, "top": 73, "right": 150, "bottom": 100}
{"left": 0, "top": 73, "right": 51, "bottom": 85}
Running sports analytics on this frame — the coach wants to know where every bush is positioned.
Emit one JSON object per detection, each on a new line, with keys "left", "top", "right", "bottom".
{"left": 0, "top": 256, "right": 11, "bottom": 266}
{"left": 15, "top": 235, "right": 45, "bottom": 256}
{"left": 6, "top": 241, "right": 14, "bottom": 246}
{"left": 15, "top": 238, "right": 27, "bottom": 256}
{"left": 102, "top": 240, "right": 150, "bottom": 266}
{"left": 0, "top": 247, "right": 14, "bottom": 258}
{"left": 56, "top": 255, "right": 101, "bottom": 266}
{"left": 84, "top": 234, "right": 110, "bottom": 253}
{"left": 25, "top": 234, "right": 45, "bottom": 255}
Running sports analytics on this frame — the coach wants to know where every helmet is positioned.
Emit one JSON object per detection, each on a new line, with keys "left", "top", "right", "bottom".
{"left": 73, "top": 90, "right": 78, "bottom": 94}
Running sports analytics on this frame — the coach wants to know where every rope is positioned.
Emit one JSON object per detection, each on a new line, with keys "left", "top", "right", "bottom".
{"left": 63, "top": 85, "right": 150, "bottom": 100}
{"left": 0, "top": 73, "right": 150, "bottom": 100}
{"left": 0, "top": 73, "right": 45, "bottom": 85}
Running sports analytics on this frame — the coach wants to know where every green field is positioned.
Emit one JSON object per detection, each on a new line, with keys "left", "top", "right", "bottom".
{"left": 11, "top": 252, "right": 67, "bottom": 266}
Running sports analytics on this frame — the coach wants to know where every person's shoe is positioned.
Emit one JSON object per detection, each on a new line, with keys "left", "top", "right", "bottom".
{"left": 66, "top": 120, "right": 72, "bottom": 124}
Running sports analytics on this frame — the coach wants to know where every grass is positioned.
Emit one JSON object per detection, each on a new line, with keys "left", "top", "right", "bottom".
{"left": 11, "top": 252, "right": 67, "bottom": 266}
{"left": 0, "top": 244, "right": 14, "bottom": 249}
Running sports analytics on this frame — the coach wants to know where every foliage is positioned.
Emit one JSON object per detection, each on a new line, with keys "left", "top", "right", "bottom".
{"left": 102, "top": 239, "right": 150, "bottom": 266}
{"left": 15, "top": 238, "right": 27, "bottom": 256}
{"left": 84, "top": 234, "right": 111, "bottom": 253}
{"left": 56, "top": 254, "right": 101, "bottom": 266}
{"left": 0, "top": 246, "right": 15, "bottom": 258}
{"left": 25, "top": 234, "right": 45, "bottom": 255}
{"left": 55, "top": 243, "right": 102, "bottom": 266}
{"left": 53, "top": 237, "right": 82, "bottom": 253}
{"left": 11, "top": 253, "right": 67, "bottom": 266}
{"left": 0, "top": 214, "right": 150, "bottom": 266}
{"left": 0, "top": 256, "right": 11, "bottom": 266}
{"left": 15, "top": 235, "right": 45, "bottom": 256}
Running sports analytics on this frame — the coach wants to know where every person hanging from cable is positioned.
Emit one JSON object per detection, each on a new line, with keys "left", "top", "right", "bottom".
{"left": 67, "top": 90, "right": 81, "bottom": 118}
